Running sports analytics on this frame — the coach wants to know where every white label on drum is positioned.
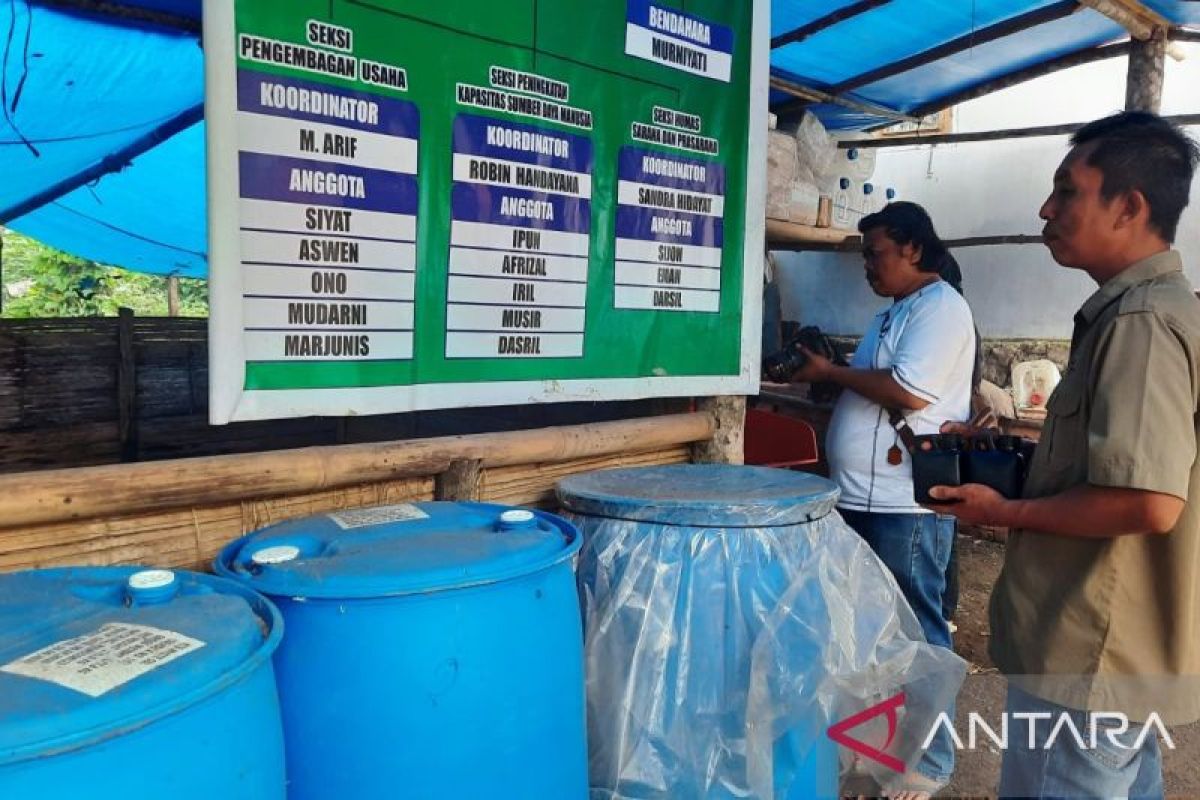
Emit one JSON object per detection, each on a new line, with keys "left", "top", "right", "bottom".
{"left": 1, "top": 623, "right": 206, "bottom": 698}
{"left": 328, "top": 503, "right": 429, "bottom": 529}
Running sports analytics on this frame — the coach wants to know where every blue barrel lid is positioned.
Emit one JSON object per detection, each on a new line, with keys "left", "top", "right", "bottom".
{"left": 556, "top": 464, "right": 840, "bottom": 526}
{"left": 0, "top": 567, "right": 281, "bottom": 767}
{"left": 214, "top": 501, "right": 580, "bottom": 599}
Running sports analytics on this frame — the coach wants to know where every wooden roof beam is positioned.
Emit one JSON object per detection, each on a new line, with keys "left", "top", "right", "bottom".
{"left": 1077, "top": 0, "right": 1186, "bottom": 59}
{"left": 849, "top": 113, "right": 1200, "bottom": 149}
{"left": 770, "top": 93, "right": 813, "bottom": 118}
{"left": 770, "top": 0, "right": 893, "bottom": 50}
{"left": 769, "top": 75, "right": 920, "bottom": 124}
{"left": 884, "top": 39, "right": 1133, "bottom": 126}
{"left": 871, "top": 27, "right": 1197, "bottom": 130}
{"left": 772, "top": 17, "right": 1199, "bottom": 129}
{"left": 827, "top": 0, "right": 1082, "bottom": 96}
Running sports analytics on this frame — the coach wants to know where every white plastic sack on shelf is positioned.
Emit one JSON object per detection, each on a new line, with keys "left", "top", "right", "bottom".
{"left": 768, "top": 181, "right": 821, "bottom": 225}
{"left": 793, "top": 111, "right": 836, "bottom": 177}
{"left": 767, "top": 129, "right": 817, "bottom": 224}
{"left": 786, "top": 181, "right": 821, "bottom": 225}
{"left": 768, "top": 131, "right": 799, "bottom": 187}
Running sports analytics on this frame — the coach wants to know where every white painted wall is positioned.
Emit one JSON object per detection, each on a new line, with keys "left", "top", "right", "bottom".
{"left": 774, "top": 42, "right": 1200, "bottom": 339}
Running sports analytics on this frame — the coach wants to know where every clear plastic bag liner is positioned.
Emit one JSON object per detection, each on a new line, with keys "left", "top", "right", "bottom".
{"left": 562, "top": 466, "right": 965, "bottom": 799}
{"left": 747, "top": 518, "right": 966, "bottom": 798}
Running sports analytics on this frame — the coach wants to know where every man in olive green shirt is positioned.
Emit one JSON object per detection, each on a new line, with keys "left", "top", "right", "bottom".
{"left": 932, "top": 112, "right": 1200, "bottom": 798}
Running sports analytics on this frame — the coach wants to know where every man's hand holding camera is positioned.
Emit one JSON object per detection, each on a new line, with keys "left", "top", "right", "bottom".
{"left": 787, "top": 345, "right": 833, "bottom": 384}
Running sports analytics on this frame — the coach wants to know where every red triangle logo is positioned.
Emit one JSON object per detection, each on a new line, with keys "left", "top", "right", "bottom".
{"left": 826, "top": 692, "right": 907, "bottom": 773}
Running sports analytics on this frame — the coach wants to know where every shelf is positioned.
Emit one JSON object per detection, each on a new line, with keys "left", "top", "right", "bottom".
{"left": 765, "top": 219, "right": 861, "bottom": 251}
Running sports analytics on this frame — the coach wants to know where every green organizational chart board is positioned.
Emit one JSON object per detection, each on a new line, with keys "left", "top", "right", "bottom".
{"left": 205, "top": 0, "right": 767, "bottom": 422}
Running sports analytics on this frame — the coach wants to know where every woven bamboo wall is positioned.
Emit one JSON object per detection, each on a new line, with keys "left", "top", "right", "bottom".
{"left": 0, "top": 316, "right": 688, "bottom": 473}
{"left": 0, "top": 316, "right": 347, "bottom": 471}
{"left": 0, "top": 317, "right": 125, "bottom": 469}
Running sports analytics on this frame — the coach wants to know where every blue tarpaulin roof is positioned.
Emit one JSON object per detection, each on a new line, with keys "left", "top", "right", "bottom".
{"left": 2, "top": 1, "right": 1199, "bottom": 277}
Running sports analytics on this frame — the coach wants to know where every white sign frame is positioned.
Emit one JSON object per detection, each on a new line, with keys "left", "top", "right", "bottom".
{"left": 204, "top": 0, "right": 767, "bottom": 423}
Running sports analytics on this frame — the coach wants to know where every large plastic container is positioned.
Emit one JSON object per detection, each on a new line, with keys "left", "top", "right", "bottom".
{"left": 559, "top": 465, "right": 842, "bottom": 799}
{"left": 0, "top": 566, "right": 286, "bottom": 798}
{"left": 560, "top": 465, "right": 966, "bottom": 799}
{"left": 215, "top": 501, "right": 588, "bottom": 800}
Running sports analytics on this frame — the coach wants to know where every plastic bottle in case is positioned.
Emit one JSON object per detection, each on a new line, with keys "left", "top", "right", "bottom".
{"left": 860, "top": 182, "right": 876, "bottom": 219}
{"left": 833, "top": 177, "right": 852, "bottom": 228}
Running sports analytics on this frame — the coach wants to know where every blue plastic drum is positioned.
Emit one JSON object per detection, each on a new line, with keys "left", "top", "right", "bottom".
{"left": 215, "top": 501, "right": 588, "bottom": 800}
{"left": 0, "top": 567, "right": 286, "bottom": 798}
{"left": 558, "top": 464, "right": 842, "bottom": 799}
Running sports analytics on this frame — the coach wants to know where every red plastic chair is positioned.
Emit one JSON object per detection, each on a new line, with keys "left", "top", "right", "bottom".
{"left": 744, "top": 408, "right": 819, "bottom": 468}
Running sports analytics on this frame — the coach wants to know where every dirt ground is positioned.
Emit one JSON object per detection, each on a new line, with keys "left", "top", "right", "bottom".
{"left": 940, "top": 535, "right": 1200, "bottom": 799}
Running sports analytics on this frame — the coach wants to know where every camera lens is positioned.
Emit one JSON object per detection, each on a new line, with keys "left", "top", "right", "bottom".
{"left": 995, "top": 435, "right": 1020, "bottom": 452}
{"left": 941, "top": 434, "right": 965, "bottom": 452}
{"left": 761, "top": 346, "right": 807, "bottom": 383}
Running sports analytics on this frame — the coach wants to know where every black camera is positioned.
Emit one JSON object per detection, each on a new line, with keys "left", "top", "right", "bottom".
{"left": 761, "top": 326, "right": 845, "bottom": 402}
{"left": 762, "top": 339, "right": 808, "bottom": 383}
{"left": 911, "top": 433, "right": 966, "bottom": 505}
{"left": 911, "top": 433, "right": 1035, "bottom": 504}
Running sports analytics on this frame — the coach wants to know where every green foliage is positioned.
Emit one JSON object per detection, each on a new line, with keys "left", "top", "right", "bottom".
{"left": 0, "top": 231, "right": 208, "bottom": 318}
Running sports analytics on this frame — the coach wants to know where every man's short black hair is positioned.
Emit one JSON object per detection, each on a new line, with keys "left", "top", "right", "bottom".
{"left": 859, "top": 200, "right": 947, "bottom": 274}
{"left": 1071, "top": 111, "right": 1199, "bottom": 243}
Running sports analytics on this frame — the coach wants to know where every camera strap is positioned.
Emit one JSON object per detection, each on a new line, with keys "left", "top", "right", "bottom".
{"left": 886, "top": 405, "right": 998, "bottom": 464}
{"left": 886, "top": 407, "right": 918, "bottom": 457}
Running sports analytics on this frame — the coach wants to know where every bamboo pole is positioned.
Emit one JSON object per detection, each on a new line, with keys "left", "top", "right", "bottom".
{"left": 847, "top": 114, "right": 1200, "bottom": 149}
{"left": 0, "top": 412, "right": 716, "bottom": 529}
{"left": 768, "top": 76, "right": 918, "bottom": 124}
{"left": 0, "top": 477, "right": 435, "bottom": 573}
{"left": 166, "top": 276, "right": 181, "bottom": 317}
